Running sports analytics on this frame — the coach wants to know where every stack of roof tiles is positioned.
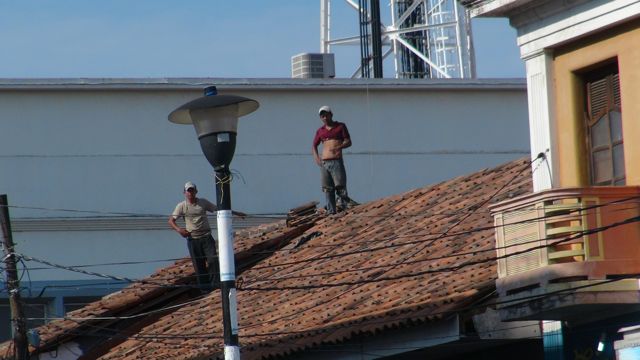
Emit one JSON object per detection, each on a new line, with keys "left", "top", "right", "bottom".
{"left": 0, "top": 158, "right": 532, "bottom": 359}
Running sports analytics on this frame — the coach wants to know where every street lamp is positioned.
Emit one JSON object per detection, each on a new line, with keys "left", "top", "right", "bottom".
{"left": 169, "top": 86, "right": 259, "bottom": 360}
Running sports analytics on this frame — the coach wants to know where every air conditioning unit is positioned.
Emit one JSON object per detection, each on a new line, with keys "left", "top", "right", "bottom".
{"left": 291, "top": 53, "right": 335, "bottom": 79}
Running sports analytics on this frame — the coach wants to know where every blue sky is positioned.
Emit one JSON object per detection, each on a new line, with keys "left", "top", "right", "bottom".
{"left": 0, "top": 0, "right": 524, "bottom": 78}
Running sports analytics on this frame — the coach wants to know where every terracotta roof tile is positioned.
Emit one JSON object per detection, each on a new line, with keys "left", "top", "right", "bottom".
{"left": 0, "top": 158, "right": 532, "bottom": 359}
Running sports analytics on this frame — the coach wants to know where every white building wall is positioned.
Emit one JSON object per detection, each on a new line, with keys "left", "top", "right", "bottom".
{"left": 0, "top": 79, "right": 529, "bottom": 283}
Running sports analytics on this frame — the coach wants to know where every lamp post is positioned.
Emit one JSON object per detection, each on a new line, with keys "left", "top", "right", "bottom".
{"left": 169, "top": 86, "right": 259, "bottom": 360}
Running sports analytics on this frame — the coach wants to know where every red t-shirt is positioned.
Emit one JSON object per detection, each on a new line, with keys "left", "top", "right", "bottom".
{"left": 313, "top": 122, "right": 351, "bottom": 148}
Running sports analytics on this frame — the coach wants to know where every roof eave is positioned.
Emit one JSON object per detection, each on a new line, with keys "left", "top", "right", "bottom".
{"left": 466, "top": 0, "right": 537, "bottom": 17}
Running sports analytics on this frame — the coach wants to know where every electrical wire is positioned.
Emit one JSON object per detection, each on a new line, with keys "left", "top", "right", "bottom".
{"left": 238, "top": 159, "right": 537, "bottom": 286}
{"left": 13, "top": 206, "right": 630, "bottom": 293}
{"left": 242, "top": 204, "right": 640, "bottom": 283}
{"left": 3, "top": 160, "right": 637, "bottom": 354}
{"left": 240, "top": 212, "right": 640, "bottom": 290}
{"left": 21, "top": 201, "right": 629, "bottom": 292}
{"left": 0, "top": 114, "right": 629, "bottom": 355}
{"left": 237, "top": 157, "right": 538, "bottom": 332}
{"left": 6, "top": 190, "right": 639, "bottom": 222}
{"left": 29, "top": 296, "right": 207, "bottom": 322}
{"left": 20, "top": 258, "right": 187, "bottom": 271}
{"left": 247, "top": 202, "right": 639, "bottom": 273}
{"left": 15, "top": 254, "right": 203, "bottom": 292}
{"left": 8, "top": 159, "right": 580, "bottom": 292}
{"left": 9, "top": 197, "right": 640, "bottom": 276}
{"left": 17, "top": 257, "right": 33, "bottom": 297}
{"left": 19, "top": 276, "right": 637, "bottom": 353}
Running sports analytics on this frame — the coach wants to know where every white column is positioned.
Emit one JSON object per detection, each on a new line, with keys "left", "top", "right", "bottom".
{"left": 524, "top": 49, "right": 556, "bottom": 191}
{"left": 390, "top": 0, "right": 400, "bottom": 78}
{"left": 320, "top": 0, "right": 330, "bottom": 53}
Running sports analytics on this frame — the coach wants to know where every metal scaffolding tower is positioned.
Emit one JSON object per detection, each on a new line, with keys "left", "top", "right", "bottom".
{"left": 320, "top": 0, "right": 476, "bottom": 79}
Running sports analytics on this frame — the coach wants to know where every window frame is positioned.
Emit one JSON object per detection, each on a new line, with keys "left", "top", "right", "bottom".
{"left": 584, "top": 62, "right": 624, "bottom": 186}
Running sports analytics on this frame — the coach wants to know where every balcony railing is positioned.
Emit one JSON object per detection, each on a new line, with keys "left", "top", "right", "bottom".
{"left": 491, "top": 186, "right": 640, "bottom": 297}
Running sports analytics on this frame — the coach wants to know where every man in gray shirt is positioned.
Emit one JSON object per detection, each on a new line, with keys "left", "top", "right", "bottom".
{"left": 168, "top": 181, "right": 223, "bottom": 292}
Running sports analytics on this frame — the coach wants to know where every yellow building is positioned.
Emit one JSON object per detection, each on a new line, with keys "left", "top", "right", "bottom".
{"left": 461, "top": 0, "right": 640, "bottom": 358}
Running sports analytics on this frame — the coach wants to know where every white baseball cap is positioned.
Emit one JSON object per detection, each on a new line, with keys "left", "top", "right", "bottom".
{"left": 318, "top": 105, "right": 332, "bottom": 115}
{"left": 184, "top": 181, "right": 197, "bottom": 191}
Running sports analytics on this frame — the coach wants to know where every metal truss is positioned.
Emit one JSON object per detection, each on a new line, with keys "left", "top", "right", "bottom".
{"left": 320, "top": 0, "right": 476, "bottom": 79}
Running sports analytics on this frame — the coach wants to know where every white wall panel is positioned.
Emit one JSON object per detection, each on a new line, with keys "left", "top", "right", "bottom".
{"left": 525, "top": 53, "right": 555, "bottom": 191}
{"left": 0, "top": 81, "right": 529, "bottom": 282}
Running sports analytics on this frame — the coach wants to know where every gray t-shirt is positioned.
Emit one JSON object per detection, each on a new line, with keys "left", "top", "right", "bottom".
{"left": 171, "top": 198, "right": 217, "bottom": 238}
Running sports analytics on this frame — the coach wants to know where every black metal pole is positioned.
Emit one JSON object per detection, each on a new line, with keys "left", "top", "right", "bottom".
{"left": 359, "top": 0, "right": 371, "bottom": 78}
{"left": 0, "top": 195, "right": 29, "bottom": 360}
{"left": 214, "top": 169, "right": 240, "bottom": 359}
{"left": 370, "top": 0, "right": 384, "bottom": 78}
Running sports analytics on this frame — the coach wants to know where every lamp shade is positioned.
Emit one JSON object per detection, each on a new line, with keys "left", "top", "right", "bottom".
{"left": 168, "top": 87, "right": 259, "bottom": 171}
{"left": 168, "top": 93, "right": 259, "bottom": 139}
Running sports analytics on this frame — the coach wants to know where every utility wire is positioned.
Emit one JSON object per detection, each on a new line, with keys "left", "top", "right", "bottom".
{"left": 10, "top": 197, "right": 640, "bottom": 275}
{"left": 238, "top": 157, "right": 538, "bottom": 332}
{"left": 15, "top": 200, "right": 640, "bottom": 292}
{"left": 248, "top": 202, "right": 639, "bottom": 272}
{"left": 10, "top": 160, "right": 543, "bottom": 291}
{"left": 5, "top": 191, "right": 639, "bottom": 222}
{"left": 8, "top": 160, "right": 636, "bottom": 348}
{"left": 243, "top": 205, "right": 640, "bottom": 283}
{"left": 242, "top": 158, "right": 538, "bottom": 291}
{"left": 15, "top": 254, "right": 204, "bottom": 292}
{"left": 21, "top": 276, "right": 634, "bottom": 349}
{"left": 240, "top": 212, "right": 640, "bottom": 290}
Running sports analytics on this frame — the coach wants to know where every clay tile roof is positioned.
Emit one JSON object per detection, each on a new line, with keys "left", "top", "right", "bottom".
{"left": 1, "top": 158, "right": 532, "bottom": 360}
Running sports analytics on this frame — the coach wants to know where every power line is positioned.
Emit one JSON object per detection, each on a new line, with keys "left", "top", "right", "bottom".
{"left": 11, "top": 197, "right": 640, "bottom": 275}
{"left": 242, "top": 205, "right": 640, "bottom": 283}
{"left": 15, "top": 199, "right": 639, "bottom": 293}
{"left": 1, "top": 204, "right": 284, "bottom": 220}
{"left": 15, "top": 255, "right": 204, "bottom": 293}
{"left": 240, "top": 212, "right": 640, "bottom": 290}
{"left": 11, "top": 160, "right": 535, "bottom": 292}
{"left": 7, "top": 157, "right": 632, "bottom": 348}
{"left": 244, "top": 158, "right": 536, "bottom": 289}
{"left": 21, "top": 257, "right": 186, "bottom": 271}
{"left": 21, "top": 276, "right": 635, "bottom": 352}
{"left": 238, "top": 157, "right": 538, "bottom": 332}
{"left": 256, "top": 155, "right": 535, "bottom": 287}
{"left": 247, "top": 201, "right": 639, "bottom": 273}
{"left": 14, "top": 214, "right": 639, "bottom": 351}
{"left": 0, "top": 149, "right": 530, "bottom": 159}
{"left": 248, "top": 276, "right": 638, "bottom": 339}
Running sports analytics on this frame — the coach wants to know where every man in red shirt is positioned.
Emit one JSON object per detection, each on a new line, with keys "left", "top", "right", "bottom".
{"left": 312, "top": 106, "right": 358, "bottom": 214}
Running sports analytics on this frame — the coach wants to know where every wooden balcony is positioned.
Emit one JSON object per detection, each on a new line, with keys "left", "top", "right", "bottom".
{"left": 490, "top": 186, "right": 640, "bottom": 321}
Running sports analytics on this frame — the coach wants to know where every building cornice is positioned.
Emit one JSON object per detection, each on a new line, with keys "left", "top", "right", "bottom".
{"left": 0, "top": 78, "right": 526, "bottom": 92}
{"left": 516, "top": 0, "right": 640, "bottom": 58}
{"left": 466, "top": 0, "right": 537, "bottom": 18}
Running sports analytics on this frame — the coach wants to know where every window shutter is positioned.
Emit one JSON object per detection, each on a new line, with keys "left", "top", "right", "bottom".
{"left": 612, "top": 73, "right": 621, "bottom": 106}
{"left": 584, "top": 63, "right": 624, "bottom": 186}
{"left": 588, "top": 77, "right": 608, "bottom": 117}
